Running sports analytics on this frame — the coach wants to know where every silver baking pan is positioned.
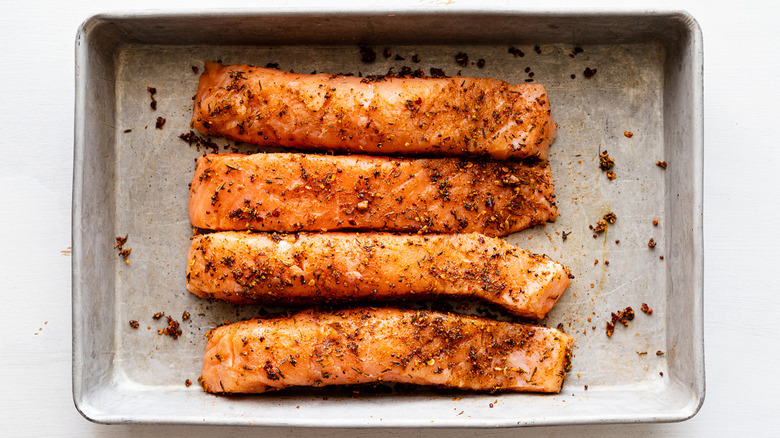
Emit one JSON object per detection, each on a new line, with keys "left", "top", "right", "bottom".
{"left": 73, "top": 9, "right": 703, "bottom": 426}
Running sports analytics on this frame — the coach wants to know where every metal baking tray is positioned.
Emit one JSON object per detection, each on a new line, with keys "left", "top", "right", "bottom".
{"left": 73, "top": 9, "right": 703, "bottom": 427}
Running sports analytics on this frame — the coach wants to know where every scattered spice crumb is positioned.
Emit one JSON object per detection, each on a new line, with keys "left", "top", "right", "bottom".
{"left": 656, "top": 350, "right": 665, "bottom": 356}
{"left": 185, "top": 379, "right": 192, "bottom": 387}
{"left": 477, "top": 58, "right": 486, "bottom": 68}
{"left": 382, "top": 48, "right": 392, "bottom": 58}
{"left": 591, "top": 220, "right": 607, "bottom": 234}
{"left": 561, "top": 230, "right": 571, "bottom": 241}
{"left": 129, "top": 320, "right": 139, "bottom": 329}
{"left": 648, "top": 238, "right": 656, "bottom": 248}
{"left": 394, "top": 54, "right": 405, "bottom": 61}
{"left": 525, "top": 78, "right": 534, "bottom": 83}
{"left": 114, "top": 234, "right": 128, "bottom": 249}
{"left": 524, "top": 67, "right": 531, "bottom": 73}
{"left": 653, "top": 219, "right": 659, "bottom": 226}
{"left": 123, "top": 129, "right": 132, "bottom": 133}
{"left": 557, "top": 323, "right": 565, "bottom": 332}
{"left": 660, "top": 255, "right": 664, "bottom": 260}
{"left": 641, "top": 303, "right": 653, "bottom": 315}
{"left": 624, "top": 131, "right": 634, "bottom": 138}
{"left": 570, "top": 74, "right": 576, "bottom": 79}
{"left": 604, "top": 212, "right": 617, "bottom": 224}
{"left": 583, "top": 67, "right": 597, "bottom": 78}
{"left": 594, "top": 259, "right": 599, "bottom": 265}
{"left": 584, "top": 385, "right": 588, "bottom": 390}
{"left": 508, "top": 46, "right": 524, "bottom": 57}
{"left": 637, "top": 351, "right": 647, "bottom": 355}
{"left": 455, "top": 52, "right": 469, "bottom": 67}
{"left": 489, "top": 403, "right": 494, "bottom": 408}
{"left": 605, "top": 260, "right": 610, "bottom": 265}
{"left": 615, "top": 239, "right": 620, "bottom": 244}
{"left": 656, "top": 160, "right": 667, "bottom": 169}
{"left": 182, "top": 311, "right": 191, "bottom": 320}
{"left": 147, "top": 86, "right": 157, "bottom": 110}
{"left": 606, "top": 321, "right": 615, "bottom": 337}
{"left": 534, "top": 45, "right": 541, "bottom": 54}
{"left": 265, "top": 62, "right": 280, "bottom": 69}
{"left": 156, "top": 314, "right": 183, "bottom": 340}
{"left": 607, "top": 171, "right": 616, "bottom": 180}
{"left": 411, "top": 54, "right": 421, "bottom": 63}
{"left": 599, "top": 150, "right": 614, "bottom": 170}
{"left": 192, "top": 66, "right": 199, "bottom": 73}
{"left": 660, "top": 372, "right": 664, "bottom": 376}
{"left": 155, "top": 117, "right": 166, "bottom": 129}
{"left": 358, "top": 44, "right": 376, "bottom": 63}
{"left": 114, "top": 234, "right": 131, "bottom": 264}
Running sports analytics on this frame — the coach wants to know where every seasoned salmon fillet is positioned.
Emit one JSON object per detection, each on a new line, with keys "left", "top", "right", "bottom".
{"left": 191, "top": 62, "right": 556, "bottom": 160}
{"left": 201, "top": 308, "right": 574, "bottom": 394}
{"left": 189, "top": 153, "right": 558, "bottom": 236}
{"left": 187, "top": 231, "right": 569, "bottom": 319}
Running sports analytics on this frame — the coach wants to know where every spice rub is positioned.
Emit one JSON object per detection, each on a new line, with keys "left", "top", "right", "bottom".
{"left": 201, "top": 307, "right": 573, "bottom": 394}
{"left": 189, "top": 153, "right": 558, "bottom": 236}
{"left": 187, "top": 231, "right": 570, "bottom": 319}
{"left": 191, "top": 61, "right": 556, "bottom": 160}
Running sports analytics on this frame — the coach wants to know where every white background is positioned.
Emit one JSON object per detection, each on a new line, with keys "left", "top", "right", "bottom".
{"left": 2, "top": 0, "right": 778, "bottom": 436}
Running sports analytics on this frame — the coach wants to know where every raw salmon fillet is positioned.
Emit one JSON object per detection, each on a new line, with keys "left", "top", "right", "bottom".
{"left": 189, "top": 153, "right": 558, "bottom": 236}
{"left": 187, "top": 231, "right": 569, "bottom": 319}
{"left": 191, "top": 62, "right": 556, "bottom": 160}
{"left": 200, "top": 307, "right": 574, "bottom": 394}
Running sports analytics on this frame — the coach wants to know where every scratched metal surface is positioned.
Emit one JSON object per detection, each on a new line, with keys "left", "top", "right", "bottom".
{"left": 73, "top": 11, "right": 703, "bottom": 427}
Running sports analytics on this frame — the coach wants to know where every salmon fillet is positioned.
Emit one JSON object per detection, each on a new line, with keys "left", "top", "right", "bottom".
{"left": 201, "top": 307, "right": 574, "bottom": 394}
{"left": 191, "top": 62, "right": 556, "bottom": 160}
{"left": 189, "top": 153, "right": 558, "bottom": 237}
{"left": 187, "top": 231, "right": 569, "bottom": 319}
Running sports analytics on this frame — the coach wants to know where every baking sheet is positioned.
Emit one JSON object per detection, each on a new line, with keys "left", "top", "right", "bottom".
{"left": 73, "top": 10, "right": 703, "bottom": 426}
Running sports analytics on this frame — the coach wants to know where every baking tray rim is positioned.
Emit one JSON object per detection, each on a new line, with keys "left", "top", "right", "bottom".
{"left": 72, "top": 7, "right": 704, "bottom": 427}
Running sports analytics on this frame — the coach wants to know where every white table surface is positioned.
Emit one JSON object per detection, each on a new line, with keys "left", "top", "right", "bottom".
{"left": 2, "top": 0, "right": 778, "bottom": 436}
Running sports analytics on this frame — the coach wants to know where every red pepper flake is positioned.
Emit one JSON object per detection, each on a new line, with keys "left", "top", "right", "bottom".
{"left": 155, "top": 117, "right": 166, "bottom": 129}
{"left": 583, "top": 67, "right": 597, "bottom": 78}
{"left": 153, "top": 312, "right": 164, "bottom": 320}
{"left": 534, "top": 45, "right": 541, "bottom": 54}
{"left": 147, "top": 86, "right": 157, "bottom": 110}
{"left": 660, "top": 372, "right": 664, "bottom": 376}
{"left": 648, "top": 238, "right": 656, "bottom": 248}
{"left": 656, "top": 161, "right": 667, "bottom": 169}
{"left": 185, "top": 379, "right": 192, "bottom": 387}
{"left": 656, "top": 350, "right": 664, "bottom": 356}
{"left": 508, "top": 46, "right": 525, "bottom": 57}
{"left": 660, "top": 255, "right": 664, "bottom": 260}
{"left": 129, "top": 320, "right": 139, "bottom": 329}
{"left": 411, "top": 54, "right": 421, "bottom": 63}
{"left": 455, "top": 52, "right": 469, "bottom": 67}
{"left": 182, "top": 311, "right": 191, "bottom": 321}
{"left": 192, "top": 66, "right": 199, "bottom": 74}
{"left": 477, "top": 58, "right": 486, "bottom": 68}
{"left": 653, "top": 219, "right": 659, "bottom": 226}
{"left": 594, "top": 259, "right": 599, "bottom": 265}
{"left": 624, "top": 131, "right": 634, "bottom": 138}
{"left": 358, "top": 44, "right": 376, "bottom": 63}
{"left": 641, "top": 303, "right": 653, "bottom": 315}
{"left": 605, "top": 260, "right": 609, "bottom": 265}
